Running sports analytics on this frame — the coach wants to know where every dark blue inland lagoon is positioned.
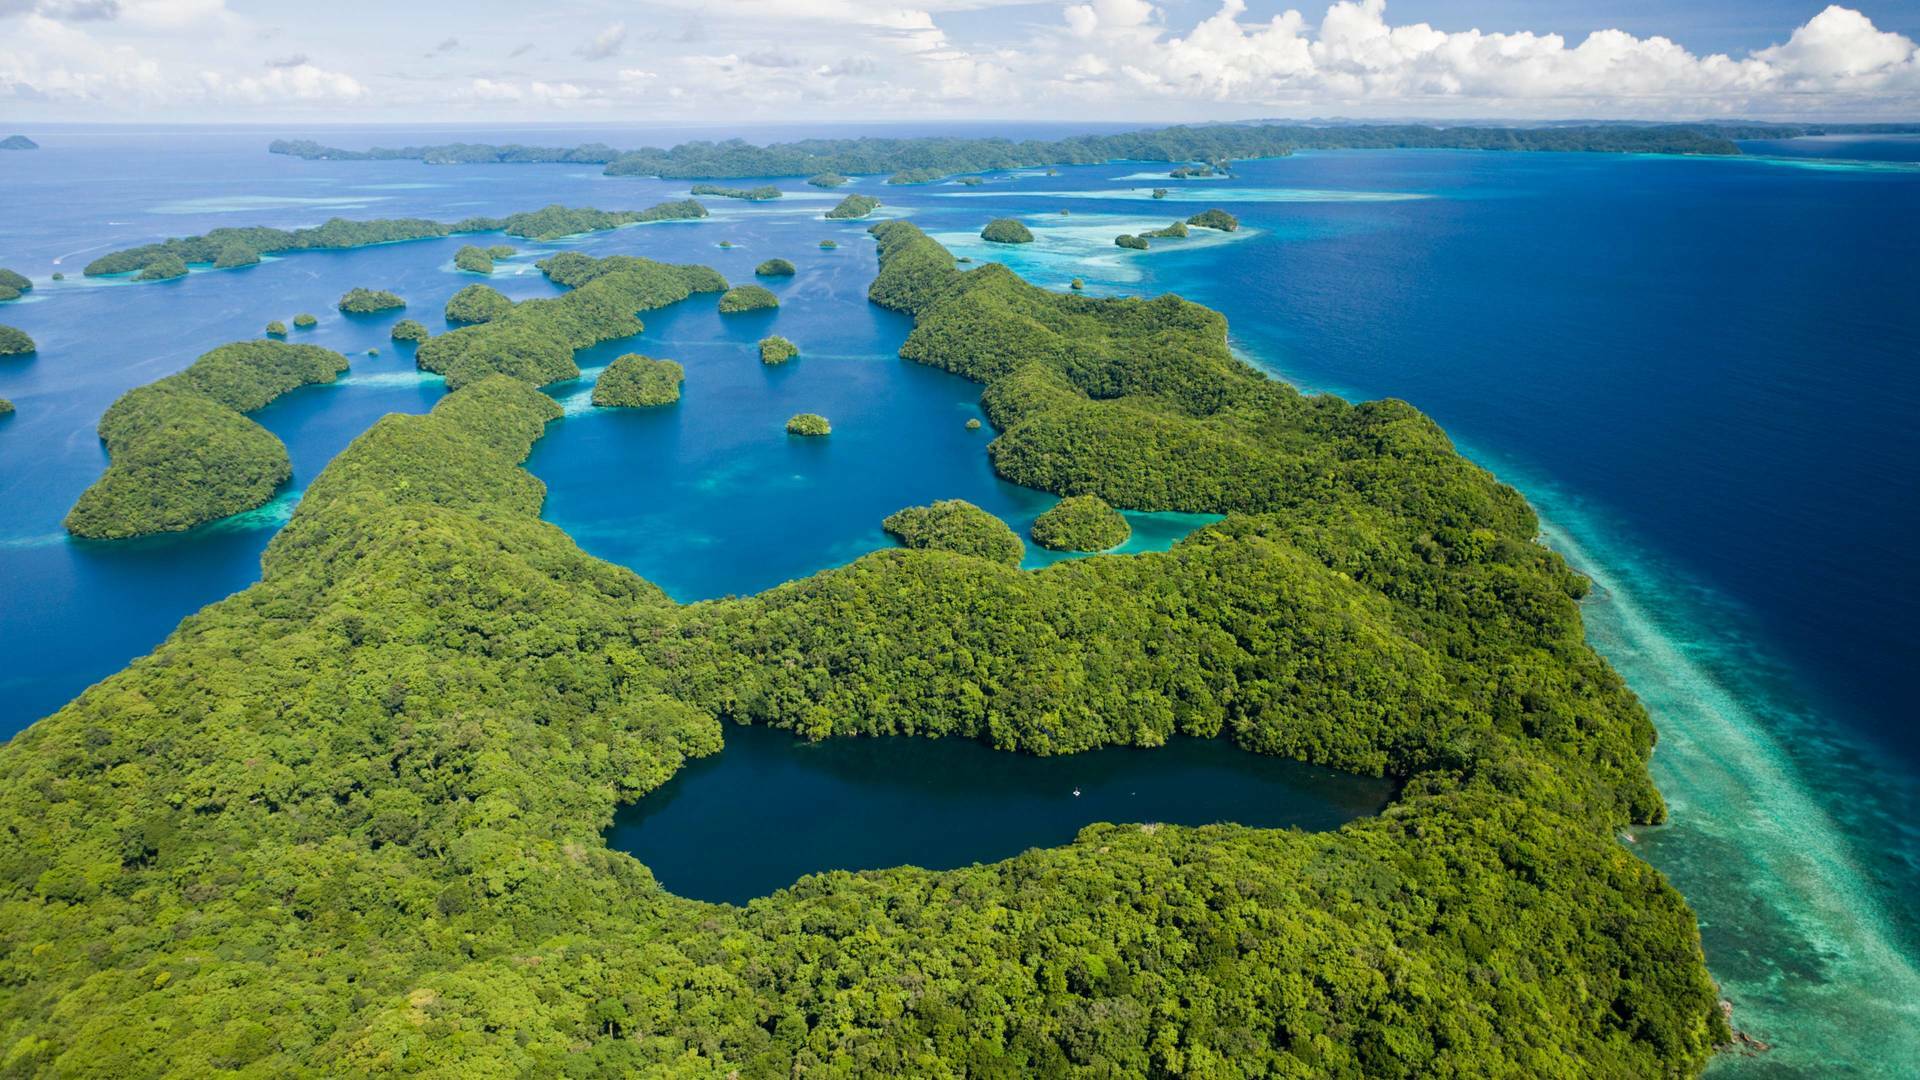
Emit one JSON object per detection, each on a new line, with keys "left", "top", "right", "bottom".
{"left": 2, "top": 125, "right": 1918, "bottom": 1075}
{"left": 607, "top": 723, "right": 1395, "bottom": 906}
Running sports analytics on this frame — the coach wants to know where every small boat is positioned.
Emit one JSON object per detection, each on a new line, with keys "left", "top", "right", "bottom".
{"left": 1072, "top": 788, "right": 1081, "bottom": 797}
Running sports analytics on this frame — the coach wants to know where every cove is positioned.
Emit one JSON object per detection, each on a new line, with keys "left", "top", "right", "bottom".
{"left": 607, "top": 722, "right": 1396, "bottom": 905}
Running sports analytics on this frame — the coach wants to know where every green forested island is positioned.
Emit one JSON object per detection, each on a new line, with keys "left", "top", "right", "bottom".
{"left": 980, "top": 218, "right": 1034, "bottom": 244}
{"left": 690, "top": 183, "right": 782, "bottom": 201}
{"left": 390, "top": 318, "right": 429, "bottom": 342}
{"left": 445, "top": 282, "right": 512, "bottom": 324}
{"left": 806, "top": 172, "right": 849, "bottom": 187}
{"left": 82, "top": 202, "right": 706, "bottom": 280}
{"left": 1031, "top": 494, "right": 1130, "bottom": 551}
{"left": 785, "top": 412, "right": 831, "bottom": 435}
{"left": 455, "top": 244, "right": 510, "bottom": 273}
{"left": 337, "top": 287, "right": 405, "bottom": 313}
{"left": 292, "top": 312, "right": 317, "bottom": 329}
{"left": 824, "top": 194, "right": 881, "bottom": 219}
{"left": 1114, "top": 233, "right": 1149, "bottom": 250}
{"left": 1187, "top": 208, "right": 1240, "bottom": 231}
{"left": 0, "top": 221, "right": 1726, "bottom": 1076}
{"left": 759, "top": 335, "right": 798, "bottom": 364}
{"left": 0, "top": 269, "right": 31, "bottom": 302}
{"left": 882, "top": 499, "right": 1024, "bottom": 566}
{"left": 592, "top": 354, "right": 685, "bottom": 407}
{"left": 0, "top": 398, "right": 12, "bottom": 416}
{"left": 754, "top": 258, "right": 796, "bottom": 277}
{"left": 63, "top": 341, "right": 349, "bottom": 539}
{"left": 718, "top": 284, "right": 779, "bottom": 313}
{"left": 417, "top": 253, "right": 726, "bottom": 389}
{"left": 0, "top": 326, "right": 32, "bottom": 356}
{"left": 0, "top": 135, "right": 35, "bottom": 150}
{"left": 259, "top": 120, "right": 1905, "bottom": 184}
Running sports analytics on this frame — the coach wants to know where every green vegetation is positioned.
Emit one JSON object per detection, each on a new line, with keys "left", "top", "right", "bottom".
{"left": 691, "top": 183, "right": 782, "bottom": 201}
{"left": 265, "top": 320, "right": 287, "bottom": 337}
{"left": 0, "top": 219, "right": 1724, "bottom": 1078}
{"left": 754, "top": 258, "right": 796, "bottom": 277}
{"left": 1151, "top": 187, "right": 1169, "bottom": 199}
{"left": 1187, "top": 208, "right": 1239, "bottom": 231}
{"left": 882, "top": 499, "right": 1023, "bottom": 566}
{"left": 956, "top": 176, "right": 985, "bottom": 187}
{"left": 806, "top": 172, "right": 849, "bottom": 188}
{"left": 0, "top": 325, "right": 37, "bottom": 356}
{"left": 980, "top": 218, "right": 1034, "bottom": 244}
{"left": 445, "top": 282, "right": 513, "bottom": 324}
{"left": 592, "top": 354, "right": 684, "bottom": 407}
{"left": 1031, "top": 494, "right": 1130, "bottom": 551}
{"left": 455, "top": 245, "right": 498, "bottom": 273}
{"left": 1114, "top": 233, "right": 1149, "bottom": 250}
{"left": 1169, "top": 163, "right": 1216, "bottom": 178}
{"left": 82, "top": 202, "right": 706, "bottom": 279}
{"left": 0, "top": 398, "right": 11, "bottom": 416}
{"left": 63, "top": 341, "right": 349, "bottom": 538}
{"left": 338, "top": 287, "right": 405, "bottom": 313}
{"left": 1070, "top": 277, "right": 1085, "bottom": 290}
{"left": 824, "top": 194, "right": 881, "bottom": 220}
{"left": 390, "top": 318, "right": 429, "bottom": 343}
{"left": 292, "top": 313, "right": 317, "bottom": 329}
{"left": 758, "top": 336, "right": 798, "bottom": 365}
{"left": 416, "top": 252, "right": 725, "bottom": 390}
{"left": 272, "top": 122, "right": 1806, "bottom": 183}
{"left": 1146, "top": 221, "right": 1188, "bottom": 239}
{"left": 966, "top": 417, "right": 982, "bottom": 430}
{"left": 0, "top": 134, "right": 37, "bottom": 150}
{"left": 717, "top": 284, "right": 779, "bottom": 313}
{"left": 134, "top": 254, "right": 189, "bottom": 281}
{"left": 50, "top": 272, "right": 63, "bottom": 281}
{"left": 0, "top": 268, "right": 32, "bottom": 301}
{"left": 785, "top": 412, "right": 831, "bottom": 436}
{"left": 819, "top": 239, "right": 838, "bottom": 250}
{"left": 886, "top": 167, "right": 947, "bottom": 185}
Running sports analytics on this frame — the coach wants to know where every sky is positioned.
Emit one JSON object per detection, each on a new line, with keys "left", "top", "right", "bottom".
{"left": 2, "top": 0, "right": 1918, "bottom": 124}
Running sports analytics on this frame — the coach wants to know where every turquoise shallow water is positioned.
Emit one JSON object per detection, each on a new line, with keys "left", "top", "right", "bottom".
{"left": 1, "top": 127, "right": 1916, "bottom": 1074}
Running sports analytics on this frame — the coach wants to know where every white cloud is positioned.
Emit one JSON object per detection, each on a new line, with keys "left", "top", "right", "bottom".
{"left": 1, "top": 0, "right": 1916, "bottom": 119}
{"left": 1047, "top": 0, "right": 1920, "bottom": 117}
{"left": 575, "top": 22, "right": 625, "bottom": 61}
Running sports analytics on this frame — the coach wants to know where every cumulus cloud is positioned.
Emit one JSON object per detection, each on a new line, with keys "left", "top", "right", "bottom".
{"left": 575, "top": 22, "right": 625, "bottom": 60}
{"left": 1047, "top": 0, "right": 1920, "bottom": 116}
{"left": 201, "top": 61, "right": 363, "bottom": 103}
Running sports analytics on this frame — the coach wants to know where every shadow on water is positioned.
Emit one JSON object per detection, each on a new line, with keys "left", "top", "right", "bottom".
{"left": 606, "top": 722, "right": 1396, "bottom": 905}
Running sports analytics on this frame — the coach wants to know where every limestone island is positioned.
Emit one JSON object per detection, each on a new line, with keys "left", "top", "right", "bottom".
{"left": 755, "top": 258, "right": 796, "bottom": 277}
{"left": 718, "top": 285, "right": 779, "bottom": 313}
{"left": 0, "top": 325, "right": 34, "bottom": 356}
{"left": 1187, "top": 208, "right": 1240, "bottom": 231}
{"left": 455, "top": 245, "right": 516, "bottom": 273}
{"left": 825, "top": 194, "right": 881, "bottom": 220}
{"left": 1146, "top": 221, "right": 1189, "bottom": 239}
{"left": 0, "top": 398, "right": 12, "bottom": 416}
{"left": 592, "top": 354, "right": 684, "bottom": 407}
{"left": 819, "top": 239, "right": 838, "bottom": 250}
{"left": 265, "top": 321, "right": 287, "bottom": 337}
{"left": 292, "top": 313, "right": 318, "bottom": 329}
{"left": 135, "top": 255, "right": 189, "bottom": 282}
{"left": 390, "top": 319, "right": 429, "bottom": 343}
{"left": 1114, "top": 234, "right": 1149, "bottom": 250}
{"left": 759, "top": 336, "right": 798, "bottom": 365}
{"left": 1031, "top": 494, "right": 1130, "bottom": 552}
{"left": 881, "top": 499, "right": 1023, "bottom": 566}
{"left": 966, "top": 418, "right": 982, "bottom": 430}
{"left": 63, "top": 341, "right": 350, "bottom": 539}
{"left": 886, "top": 167, "right": 945, "bottom": 185}
{"left": 0, "top": 269, "right": 33, "bottom": 302}
{"left": 338, "top": 288, "right": 405, "bottom": 314}
{"left": 691, "top": 183, "right": 781, "bottom": 201}
{"left": 980, "top": 219, "right": 1033, "bottom": 244}
{"left": 785, "top": 412, "right": 830, "bottom": 436}
{"left": 806, "top": 172, "right": 849, "bottom": 188}
{"left": 445, "top": 283, "right": 512, "bottom": 325}
{"left": 0, "top": 135, "right": 36, "bottom": 150}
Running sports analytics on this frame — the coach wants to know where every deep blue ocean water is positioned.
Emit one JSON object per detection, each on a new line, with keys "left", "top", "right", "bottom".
{"left": 1, "top": 125, "right": 1915, "bottom": 1074}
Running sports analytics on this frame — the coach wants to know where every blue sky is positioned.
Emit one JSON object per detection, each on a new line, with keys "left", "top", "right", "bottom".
{"left": 3, "top": 0, "right": 1917, "bottom": 122}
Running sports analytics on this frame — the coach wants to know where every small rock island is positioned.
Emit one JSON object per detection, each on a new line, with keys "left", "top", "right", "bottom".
{"left": 592, "top": 354, "right": 684, "bottom": 407}
{"left": 881, "top": 499, "right": 1023, "bottom": 566}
